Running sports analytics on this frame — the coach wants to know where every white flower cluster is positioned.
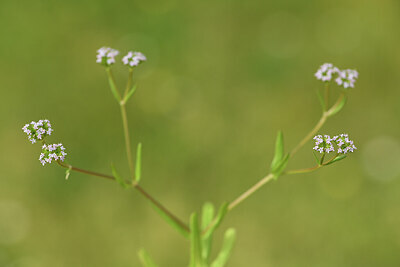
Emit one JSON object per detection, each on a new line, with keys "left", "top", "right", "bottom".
{"left": 335, "top": 69, "right": 358, "bottom": 89}
{"left": 313, "top": 135, "right": 335, "bottom": 153}
{"left": 39, "top": 143, "right": 67, "bottom": 166}
{"left": 23, "top": 119, "right": 67, "bottom": 166}
{"left": 22, "top": 119, "right": 53, "bottom": 144}
{"left": 315, "top": 63, "right": 358, "bottom": 88}
{"left": 122, "top": 51, "right": 147, "bottom": 67}
{"left": 313, "top": 134, "right": 357, "bottom": 154}
{"left": 332, "top": 134, "right": 357, "bottom": 154}
{"left": 96, "top": 47, "right": 120, "bottom": 66}
{"left": 96, "top": 47, "right": 147, "bottom": 68}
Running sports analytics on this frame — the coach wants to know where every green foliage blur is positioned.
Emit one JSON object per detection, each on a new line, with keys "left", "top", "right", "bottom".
{"left": 1, "top": 0, "right": 400, "bottom": 266}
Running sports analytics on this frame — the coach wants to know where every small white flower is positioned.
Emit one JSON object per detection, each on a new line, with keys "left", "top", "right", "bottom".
{"left": 333, "top": 134, "right": 357, "bottom": 154}
{"left": 22, "top": 119, "right": 53, "bottom": 144}
{"left": 39, "top": 143, "right": 67, "bottom": 166}
{"left": 335, "top": 69, "right": 358, "bottom": 88}
{"left": 96, "top": 47, "right": 119, "bottom": 66}
{"left": 122, "top": 51, "right": 146, "bottom": 67}
{"left": 313, "top": 134, "right": 335, "bottom": 153}
{"left": 315, "top": 63, "right": 339, "bottom": 82}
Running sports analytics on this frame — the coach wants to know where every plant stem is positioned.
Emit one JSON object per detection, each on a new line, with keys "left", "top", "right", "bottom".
{"left": 224, "top": 93, "right": 346, "bottom": 213}
{"left": 120, "top": 103, "right": 135, "bottom": 179}
{"left": 291, "top": 113, "right": 328, "bottom": 157}
{"left": 57, "top": 161, "right": 190, "bottom": 234}
{"left": 58, "top": 161, "right": 114, "bottom": 180}
{"left": 228, "top": 173, "right": 274, "bottom": 211}
{"left": 324, "top": 83, "right": 329, "bottom": 111}
{"left": 124, "top": 68, "right": 134, "bottom": 98}
{"left": 290, "top": 92, "right": 345, "bottom": 157}
{"left": 285, "top": 165, "right": 320, "bottom": 175}
{"left": 105, "top": 68, "right": 135, "bottom": 179}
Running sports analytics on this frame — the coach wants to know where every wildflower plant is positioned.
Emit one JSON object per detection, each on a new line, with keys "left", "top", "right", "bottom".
{"left": 22, "top": 54, "right": 359, "bottom": 266}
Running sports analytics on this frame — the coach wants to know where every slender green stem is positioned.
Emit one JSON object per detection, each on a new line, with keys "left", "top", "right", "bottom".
{"left": 57, "top": 161, "right": 190, "bottom": 233}
{"left": 106, "top": 68, "right": 122, "bottom": 101}
{"left": 291, "top": 113, "right": 328, "bottom": 157}
{"left": 326, "top": 92, "right": 345, "bottom": 117}
{"left": 222, "top": 92, "right": 346, "bottom": 214}
{"left": 285, "top": 153, "right": 340, "bottom": 175}
{"left": 124, "top": 68, "right": 134, "bottom": 99}
{"left": 324, "top": 83, "right": 329, "bottom": 111}
{"left": 105, "top": 68, "right": 135, "bottom": 179}
{"left": 291, "top": 92, "right": 345, "bottom": 157}
{"left": 58, "top": 161, "right": 114, "bottom": 180}
{"left": 322, "top": 153, "right": 340, "bottom": 166}
{"left": 228, "top": 173, "right": 274, "bottom": 211}
{"left": 120, "top": 103, "right": 135, "bottom": 179}
{"left": 320, "top": 152, "right": 326, "bottom": 165}
{"left": 285, "top": 165, "right": 321, "bottom": 175}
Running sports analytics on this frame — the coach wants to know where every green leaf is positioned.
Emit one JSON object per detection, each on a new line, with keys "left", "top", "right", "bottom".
{"left": 111, "top": 164, "right": 130, "bottom": 189}
{"left": 272, "top": 153, "right": 290, "bottom": 180}
{"left": 204, "top": 202, "right": 229, "bottom": 238}
{"left": 123, "top": 84, "right": 137, "bottom": 103}
{"left": 270, "top": 131, "right": 284, "bottom": 172}
{"left": 190, "top": 213, "right": 204, "bottom": 267}
{"left": 328, "top": 95, "right": 347, "bottom": 117}
{"left": 201, "top": 202, "right": 215, "bottom": 230}
{"left": 210, "top": 228, "right": 236, "bottom": 267}
{"left": 135, "top": 143, "right": 142, "bottom": 183}
{"left": 324, "top": 154, "right": 347, "bottom": 165}
{"left": 138, "top": 249, "right": 158, "bottom": 267}
{"left": 312, "top": 151, "right": 320, "bottom": 165}
{"left": 106, "top": 68, "right": 121, "bottom": 102}
{"left": 65, "top": 165, "right": 72, "bottom": 180}
{"left": 150, "top": 203, "right": 190, "bottom": 239}
{"left": 201, "top": 202, "right": 215, "bottom": 262}
{"left": 316, "top": 89, "right": 326, "bottom": 111}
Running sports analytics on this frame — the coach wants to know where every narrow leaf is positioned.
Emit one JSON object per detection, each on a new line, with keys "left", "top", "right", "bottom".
{"left": 201, "top": 202, "right": 215, "bottom": 262}
{"left": 328, "top": 95, "right": 347, "bottom": 117}
{"left": 204, "top": 202, "right": 229, "bottom": 238}
{"left": 272, "top": 153, "right": 290, "bottom": 180}
{"left": 135, "top": 143, "right": 142, "bottom": 182}
{"left": 210, "top": 228, "right": 237, "bottom": 267}
{"left": 202, "top": 202, "right": 215, "bottom": 230}
{"left": 270, "top": 131, "right": 284, "bottom": 172}
{"left": 324, "top": 154, "right": 347, "bottom": 165}
{"left": 312, "top": 151, "right": 320, "bottom": 165}
{"left": 65, "top": 165, "right": 72, "bottom": 180}
{"left": 123, "top": 84, "right": 137, "bottom": 103}
{"left": 111, "top": 164, "right": 130, "bottom": 189}
{"left": 138, "top": 249, "right": 158, "bottom": 267}
{"left": 316, "top": 89, "right": 326, "bottom": 111}
{"left": 190, "top": 213, "right": 203, "bottom": 267}
{"left": 106, "top": 69, "right": 121, "bottom": 102}
{"left": 150, "top": 203, "right": 189, "bottom": 239}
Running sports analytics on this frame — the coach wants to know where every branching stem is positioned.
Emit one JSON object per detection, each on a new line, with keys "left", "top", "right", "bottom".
{"left": 57, "top": 161, "right": 190, "bottom": 234}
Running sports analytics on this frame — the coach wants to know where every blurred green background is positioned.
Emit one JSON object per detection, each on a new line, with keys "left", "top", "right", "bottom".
{"left": 1, "top": 0, "right": 400, "bottom": 266}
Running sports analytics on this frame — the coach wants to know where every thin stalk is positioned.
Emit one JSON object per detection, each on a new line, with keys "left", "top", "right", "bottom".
{"left": 105, "top": 68, "right": 135, "bottom": 179}
{"left": 291, "top": 113, "right": 328, "bottom": 157}
{"left": 321, "top": 153, "right": 340, "bottom": 166}
{"left": 124, "top": 68, "right": 134, "bottom": 98}
{"left": 217, "top": 92, "right": 346, "bottom": 219}
{"left": 57, "top": 161, "right": 190, "bottom": 233}
{"left": 285, "top": 165, "right": 321, "bottom": 175}
{"left": 228, "top": 173, "right": 274, "bottom": 211}
{"left": 324, "top": 83, "right": 329, "bottom": 111}
{"left": 291, "top": 92, "right": 345, "bottom": 157}
{"left": 120, "top": 103, "right": 135, "bottom": 178}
